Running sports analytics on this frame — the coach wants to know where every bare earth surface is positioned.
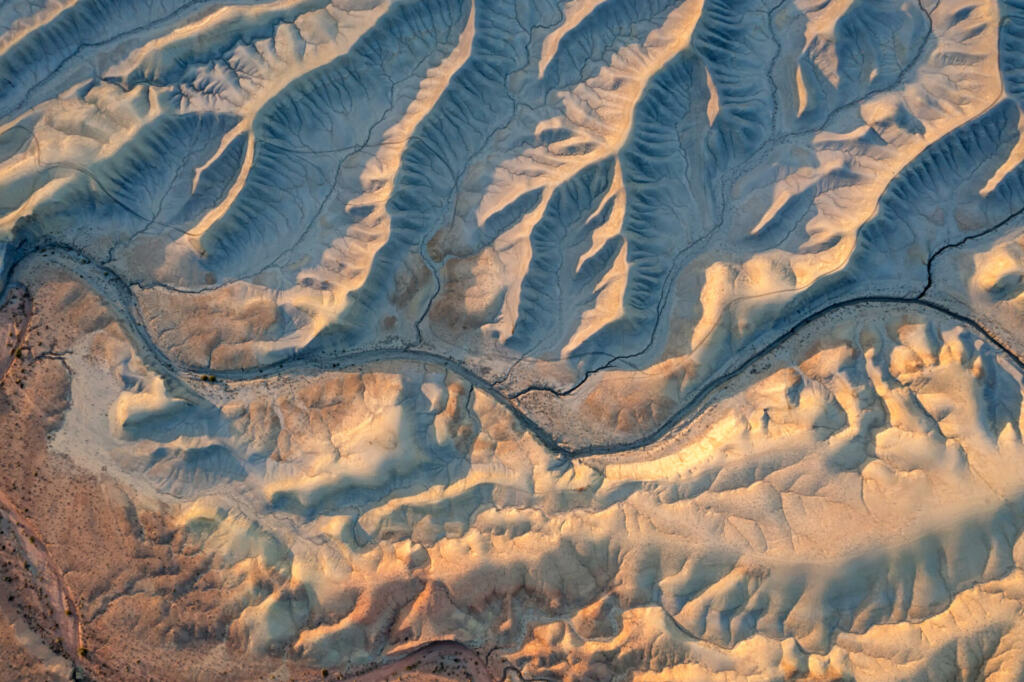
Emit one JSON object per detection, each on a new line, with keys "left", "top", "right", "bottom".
{"left": 5, "top": 0, "right": 1024, "bottom": 679}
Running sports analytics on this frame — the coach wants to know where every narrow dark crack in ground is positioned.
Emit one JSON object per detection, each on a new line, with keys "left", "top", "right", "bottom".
{"left": 919, "top": 205, "right": 1024, "bottom": 299}
{"left": 5, "top": 207, "right": 1024, "bottom": 458}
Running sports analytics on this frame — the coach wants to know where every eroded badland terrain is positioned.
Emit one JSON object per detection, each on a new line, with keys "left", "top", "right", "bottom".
{"left": 4, "top": 0, "right": 1024, "bottom": 679}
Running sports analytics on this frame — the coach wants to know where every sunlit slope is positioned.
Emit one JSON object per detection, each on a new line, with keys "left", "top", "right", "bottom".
{"left": 45, "top": 279, "right": 1024, "bottom": 679}
{"left": 6, "top": 0, "right": 1024, "bottom": 678}
{"left": 1, "top": 0, "right": 1022, "bottom": 448}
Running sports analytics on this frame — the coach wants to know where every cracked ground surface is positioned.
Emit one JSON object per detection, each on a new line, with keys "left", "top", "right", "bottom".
{"left": 5, "top": 0, "right": 1024, "bottom": 679}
